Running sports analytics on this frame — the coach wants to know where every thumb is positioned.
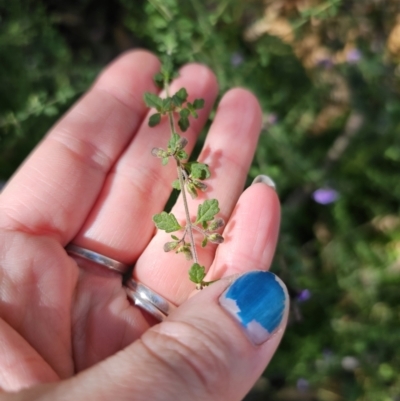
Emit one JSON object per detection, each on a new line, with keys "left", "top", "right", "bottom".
{"left": 81, "top": 270, "right": 288, "bottom": 401}
{"left": 29, "top": 271, "right": 289, "bottom": 401}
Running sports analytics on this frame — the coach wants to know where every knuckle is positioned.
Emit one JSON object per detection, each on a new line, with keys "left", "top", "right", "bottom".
{"left": 141, "top": 320, "right": 231, "bottom": 398}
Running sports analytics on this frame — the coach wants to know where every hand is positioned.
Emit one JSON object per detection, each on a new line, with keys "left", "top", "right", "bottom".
{"left": 0, "top": 50, "right": 288, "bottom": 400}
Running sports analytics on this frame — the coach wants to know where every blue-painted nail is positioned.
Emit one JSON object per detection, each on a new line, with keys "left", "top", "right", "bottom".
{"left": 219, "top": 271, "right": 288, "bottom": 345}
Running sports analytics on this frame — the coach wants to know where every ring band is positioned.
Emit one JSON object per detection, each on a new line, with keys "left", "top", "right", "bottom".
{"left": 66, "top": 244, "right": 130, "bottom": 274}
{"left": 125, "top": 278, "right": 176, "bottom": 321}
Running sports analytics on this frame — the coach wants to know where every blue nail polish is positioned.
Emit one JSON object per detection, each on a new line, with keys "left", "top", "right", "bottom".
{"left": 219, "top": 271, "right": 288, "bottom": 345}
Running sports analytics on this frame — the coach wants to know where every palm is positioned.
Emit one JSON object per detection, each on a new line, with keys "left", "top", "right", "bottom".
{"left": 0, "top": 51, "right": 279, "bottom": 391}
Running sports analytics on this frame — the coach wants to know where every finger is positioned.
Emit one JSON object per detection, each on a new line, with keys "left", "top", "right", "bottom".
{"left": 208, "top": 179, "right": 280, "bottom": 280}
{"left": 135, "top": 89, "right": 263, "bottom": 302}
{"left": 73, "top": 64, "right": 218, "bottom": 262}
{"left": 0, "top": 50, "right": 160, "bottom": 244}
{"left": 35, "top": 271, "right": 289, "bottom": 401}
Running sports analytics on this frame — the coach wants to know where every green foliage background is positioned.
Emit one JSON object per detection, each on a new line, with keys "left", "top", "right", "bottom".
{"left": 1, "top": 0, "right": 400, "bottom": 400}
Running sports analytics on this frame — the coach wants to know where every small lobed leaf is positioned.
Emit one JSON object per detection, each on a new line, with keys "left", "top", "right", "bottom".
{"left": 175, "top": 88, "right": 188, "bottom": 102}
{"left": 171, "top": 235, "right": 179, "bottom": 241}
{"left": 195, "top": 199, "right": 220, "bottom": 224}
{"left": 154, "top": 72, "right": 164, "bottom": 89}
{"left": 171, "top": 88, "right": 188, "bottom": 107}
{"left": 168, "top": 132, "right": 181, "bottom": 151}
{"left": 161, "top": 59, "right": 174, "bottom": 79}
{"left": 153, "top": 212, "right": 182, "bottom": 233}
{"left": 172, "top": 179, "right": 181, "bottom": 190}
{"left": 178, "top": 117, "right": 190, "bottom": 132}
{"left": 162, "top": 157, "right": 169, "bottom": 165}
{"left": 189, "top": 263, "right": 206, "bottom": 284}
{"left": 162, "top": 97, "right": 173, "bottom": 112}
{"left": 201, "top": 237, "right": 208, "bottom": 248}
{"left": 180, "top": 108, "right": 190, "bottom": 118}
{"left": 186, "top": 103, "right": 198, "bottom": 118}
{"left": 189, "top": 162, "right": 211, "bottom": 180}
{"left": 144, "top": 92, "right": 163, "bottom": 110}
{"left": 176, "top": 150, "right": 188, "bottom": 160}
{"left": 193, "top": 98, "right": 205, "bottom": 109}
{"left": 149, "top": 113, "right": 161, "bottom": 127}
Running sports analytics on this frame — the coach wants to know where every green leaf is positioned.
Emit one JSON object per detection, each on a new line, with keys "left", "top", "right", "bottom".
{"left": 154, "top": 72, "right": 164, "bottom": 89}
{"left": 144, "top": 92, "right": 163, "bottom": 110}
{"left": 176, "top": 150, "right": 188, "bottom": 160}
{"left": 168, "top": 132, "right": 180, "bottom": 150}
{"left": 195, "top": 199, "right": 220, "bottom": 224}
{"left": 193, "top": 98, "right": 205, "bottom": 109}
{"left": 189, "top": 263, "right": 206, "bottom": 284}
{"left": 178, "top": 117, "right": 190, "bottom": 132}
{"left": 153, "top": 212, "right": 182, "bottom": 233}
{"left": 175, "top": 88, "right": 188, "bottom": 102}
{"left": 161, "top": 58, "right": 174, "bottom": 81}
{"left": 149, "top": 113, "right": 161, "bottom": 127}
{"left": 171, "top": 235, "right": 179, "bottom": 241}
{"left": 187, "top": 103, "right": 198, "bottom": 118}
{"left": 162, "top": 157, "right": 169, "bottom": 165}
{"left": 172, "top": 179, "right": 181, "bottom": 190}
{"left": 189, "top": 162, "right": 211, "bottom": 180}
{"left": 180, "top": 108, "right": 190, "bottom": 118}
{"left": 162, "top": 97, "right": 173, "bottom": 111}
{"left": 201, "top": 237, "right": 208, "bottom": 248}
{"left": 171, "top": 88, "right": 188, "bottom": 107}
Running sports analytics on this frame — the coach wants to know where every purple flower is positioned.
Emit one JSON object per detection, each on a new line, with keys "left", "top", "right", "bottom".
{"left": 312, "top": 188, "right": 339, "bottom": 205}
{"left": 297, "top": 289, "right": 312, "bottom": 303}
{"left": 346, "top": 48, "right": 362, "bottom": 64}
{"left": 230, "top": 52, "right": 244, "bottom": 67}
{"left": 297, "top": 378, "right": 309, "bottom": 392}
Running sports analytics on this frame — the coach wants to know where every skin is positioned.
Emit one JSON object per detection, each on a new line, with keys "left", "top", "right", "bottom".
{"left": 0, "top": 50, "right": 284, "bottom": 400}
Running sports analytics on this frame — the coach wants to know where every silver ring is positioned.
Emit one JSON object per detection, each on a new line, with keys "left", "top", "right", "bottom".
{"left": 66, "top": 244, "right": 130, "bottom": 274}
{"left": 125, "top": 278, "right": 176, "bottom": 321}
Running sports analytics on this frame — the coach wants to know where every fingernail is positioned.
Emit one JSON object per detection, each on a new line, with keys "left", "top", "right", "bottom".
{"left": 219, "top": 271, "right": 288, "bottom": 345}
{"left": 251, "top": 175, "right": 276, "bottom": 190}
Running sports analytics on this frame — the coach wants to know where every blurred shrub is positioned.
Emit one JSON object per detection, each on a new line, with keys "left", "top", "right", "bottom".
{"left": 1, "top": 0, "right": 400, "bottom": 400}
{"left": 0, "top": 0, "right": 97, "bottom": 177}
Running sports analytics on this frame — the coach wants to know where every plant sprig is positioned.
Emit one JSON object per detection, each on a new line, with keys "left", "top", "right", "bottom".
{"left": 144, "top": 62, "right": 224, "bottom": 289}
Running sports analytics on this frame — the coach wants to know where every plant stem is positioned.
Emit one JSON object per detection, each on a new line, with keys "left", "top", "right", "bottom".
{"left": 165, "top": 79, "right": 199, "bottom": 265}
{"left": 176, "top": 163, "right": 199, "bottom": 264}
